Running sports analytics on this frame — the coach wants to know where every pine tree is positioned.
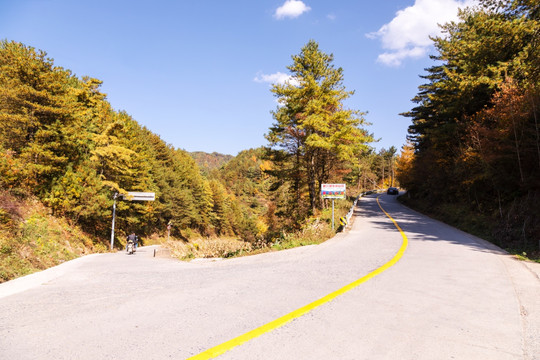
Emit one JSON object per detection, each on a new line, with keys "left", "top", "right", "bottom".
{"left": 266, "top": 40, "right": 373, "bottom": 216}
{"left": 0, "top": 40, "right": 75, "bottom": 194}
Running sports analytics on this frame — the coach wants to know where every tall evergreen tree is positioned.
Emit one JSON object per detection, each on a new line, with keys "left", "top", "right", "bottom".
{"left": 266, "top": 40, "right": 373, "bottom": 216}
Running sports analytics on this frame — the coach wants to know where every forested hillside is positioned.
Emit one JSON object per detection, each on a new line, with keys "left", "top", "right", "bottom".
{"left": 0, "top": 40, "right": 274, "bottom": 280}
{"left": 190, "top": 151, "right": 233, "bottom": 173}
{"left": 398, "top": 0, "right": 539, "bottom": 254}
{"left": 0, "top": 38, "right": 396, "bottom": 281}
{"left": 0, "top": 40, "right": 253, "bottom": 241}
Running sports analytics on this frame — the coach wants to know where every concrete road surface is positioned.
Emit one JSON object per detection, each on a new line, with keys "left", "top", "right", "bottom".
{"left": 1, "top": 194, "right": 539, "bottom": 359}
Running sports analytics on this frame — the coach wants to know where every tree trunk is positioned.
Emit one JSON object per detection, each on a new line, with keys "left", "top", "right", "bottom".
{"left": 306, "top": 152, "right": 317, "bottom": 215}
{"left": 391, "top": 156, "right": 395, "bottom": 187}
{"left": 529, "top": 93, "right": 540, "bottom": 170}
{"left": 512, "top": 117, "right": 524, "bottom": 183}
{"left": 381, "top": 161, "right": 385, "bottom": 188}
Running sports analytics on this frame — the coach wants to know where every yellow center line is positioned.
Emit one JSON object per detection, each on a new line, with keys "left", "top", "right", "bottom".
{"left": 187, "top": 194, "right": 408, "bottom": 360}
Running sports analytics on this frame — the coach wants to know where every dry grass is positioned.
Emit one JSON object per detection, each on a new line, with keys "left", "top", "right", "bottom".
{"left": 166, "top": 237, "right": 252, "bottom": 260}
{"left": 0, "top": 191, "right": 107, "bottom": 283}
{"left": 270, "top": 217, "right": 336, "bottom": 250}
{"left": 151, "top": 199, "right": 356, "bottom": 261}
{"left": 163, "top": 218, "right": 336, "bottom": 261}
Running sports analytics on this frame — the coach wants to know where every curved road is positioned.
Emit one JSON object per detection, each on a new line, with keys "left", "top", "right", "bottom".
{"left": 0, "top": 194, "right": 539, "bottom": 359}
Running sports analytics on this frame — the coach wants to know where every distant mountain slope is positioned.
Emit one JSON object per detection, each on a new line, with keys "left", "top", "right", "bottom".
{"left": 190, "top": 151, "right": 234, "bottom": 171}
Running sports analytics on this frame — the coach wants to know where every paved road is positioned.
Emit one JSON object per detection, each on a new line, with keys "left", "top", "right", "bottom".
{"left": 1, "top": 194, "right": 539, "bottom": 359}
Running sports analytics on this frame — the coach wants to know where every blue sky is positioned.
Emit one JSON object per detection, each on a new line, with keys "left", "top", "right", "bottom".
{"left": 0, "top": 0, "right": 475, "bottom": 155}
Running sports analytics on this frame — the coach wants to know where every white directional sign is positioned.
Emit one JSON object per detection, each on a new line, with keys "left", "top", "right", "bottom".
{"left": 123, "top": 192, "right": 155, "bottom": 201}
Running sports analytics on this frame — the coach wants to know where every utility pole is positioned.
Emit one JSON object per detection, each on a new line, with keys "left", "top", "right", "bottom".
{"left": 391, "top": 154, "right": 395, "bottom": 187}
{"left": 110, "top": 193, "right": 118, "bottom": 251}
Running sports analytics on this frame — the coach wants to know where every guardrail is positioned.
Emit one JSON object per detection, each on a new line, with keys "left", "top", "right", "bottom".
{"left": 343, "top": 189, "right": 381, "bottom": 229}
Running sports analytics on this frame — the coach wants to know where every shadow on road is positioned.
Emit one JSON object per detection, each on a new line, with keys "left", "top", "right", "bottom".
{"left": 354, "top": 194, "right": 507, "bottom": 256}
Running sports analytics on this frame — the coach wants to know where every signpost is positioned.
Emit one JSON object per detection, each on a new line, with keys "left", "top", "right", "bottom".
{"left": 121, "top": 192, "right": 156, "bottom": 201}
{"left": 110, "top": 191, "right": 156, "bottom": 250}
{"left": 110, "top": 193, "right": 118, "bottom": 251}
{"left": 321, "top": 184, "right": 346, "bottom": 230}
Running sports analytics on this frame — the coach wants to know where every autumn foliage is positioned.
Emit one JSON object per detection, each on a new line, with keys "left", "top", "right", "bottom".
{"left": 398, "top": 0, "right": 540, "bottom": 252}
{"left": 0, "top": 40, "right": 262, "bottom": 249}
{"left": 0, "top": 37, "right": 392, "bottom": 280}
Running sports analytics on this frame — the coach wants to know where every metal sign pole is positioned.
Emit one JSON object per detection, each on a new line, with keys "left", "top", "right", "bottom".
{"left": 110, "top": 193, "right": 117, "bottom": 251}
{"left": 321, "top": 184, "right": 345, "bottom": 232}
{"left": 332, "top": 199, "right": 335, "bottom": 230}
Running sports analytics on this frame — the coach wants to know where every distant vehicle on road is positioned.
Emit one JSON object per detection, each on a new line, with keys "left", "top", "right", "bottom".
{"left": 387, "top": 187, "right": 399, "bottom": 195}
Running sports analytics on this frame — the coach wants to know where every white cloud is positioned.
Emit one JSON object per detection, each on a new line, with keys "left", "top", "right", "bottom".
{"left": 367, "top": 0, "right": 476, "bottom": 66}
{"left": 377, "top": 47, "right": 428, "bottom": 67}
{"left": 254, "top": 72, "right": 299, "bottom": 86}
{"left": 275, "top": 0, "right": 311, "bottom": 20}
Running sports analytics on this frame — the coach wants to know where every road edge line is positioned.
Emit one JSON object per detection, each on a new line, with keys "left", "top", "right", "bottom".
{"left": 187, "top": 194, "right": 408, "bottom": 360}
